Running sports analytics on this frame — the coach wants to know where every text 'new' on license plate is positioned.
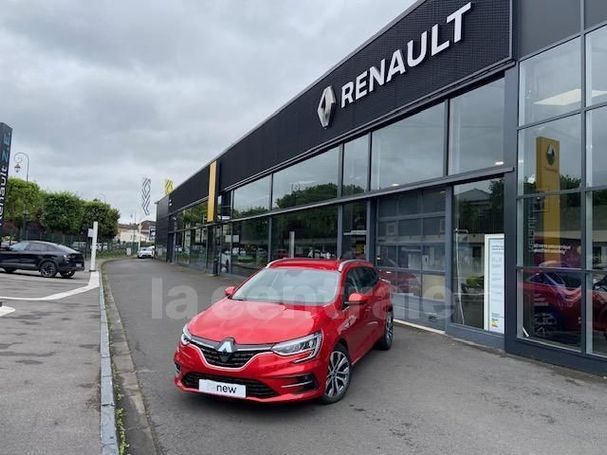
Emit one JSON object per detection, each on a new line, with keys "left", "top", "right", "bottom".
{"left": 199, "top": 379, "right": 246, "bottom": 398}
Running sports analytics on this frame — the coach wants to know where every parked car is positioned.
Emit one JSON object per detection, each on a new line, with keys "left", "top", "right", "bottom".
{"left": 174, "top": 258, "right": 393, "bottom": 404}
{"left": 0, "top": 240, "right": 85, "bottom": 278}
{"left": 137, "top": 247, "right": 154, "bottom": 259}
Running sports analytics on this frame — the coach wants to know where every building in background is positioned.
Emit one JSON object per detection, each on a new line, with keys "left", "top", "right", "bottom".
{"left": 156, "top": 0, "right": 607, "bottom": 375}
{"left": 116, "top": 220, "right": 155, "bottom": 244}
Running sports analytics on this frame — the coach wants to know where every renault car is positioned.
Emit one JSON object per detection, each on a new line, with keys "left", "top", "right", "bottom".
{"left": 174, "top": 258, "right": 393, "bottom": 404}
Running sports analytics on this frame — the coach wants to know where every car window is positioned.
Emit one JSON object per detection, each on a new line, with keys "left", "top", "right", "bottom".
{"left": 344, "top": 268, "right": 362, "bottom": 299}
{"left": 26, "top": 243, "right": 49, "bottom": 252}
{"left": 9, "top": 242, "right": 29, "bottom": 251}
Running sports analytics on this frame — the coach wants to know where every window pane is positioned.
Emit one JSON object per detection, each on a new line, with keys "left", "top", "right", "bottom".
{"left": 230, "top": 218, "right": 269, "bottom": 276}
{"left": 586, "top": 25, "right": 607, "bottom": 106}
{"left": 272, "top": 148, "right": 339, "bottom": 209}
{"left": 232, "top": 177, "right": 270, "bottom": 218}
{"left": 591, "top": 272, "right": 607, "bottom": 356}
{"left": 371, "top": 104, "right": 444, "bottom": 190}
{"left": 422, "top": 189, "right": 446, "bottom": 213}
{"left": 519, "top": 38, "right": 581, "bottom": 125}
{"left": 591, "top": 190, "right": 607, "bottom": 270}
{"left": 271, "top": 207, "right": 337, "bottom": 260}
{"left": 521, "top": 193, "right": 581, "bottom": 268}
{"left": 587, "top": 106, "right": 607, "bottom": 187}
{"left": 449, "top": 79, "right": 505, "bottom": 174}
{"left": 343, "top": 136, "right": 368, "bottom": 195}
{"left": 520, "top": 269, "right": 582, "bottom": 349}
{"left": 342, "top": 202, "right": 367, "bottom": 260}
{"left": 453, "top": 179, "right": 504, "bottom": 329}
{"left": 518, "top": 115, "right": 581, "bottom": 194}
{"left": 423, "top": 245, "right": 445, "bottom": 272}
{"left": 399, "top": 245, "right": 421, "bottom": 269}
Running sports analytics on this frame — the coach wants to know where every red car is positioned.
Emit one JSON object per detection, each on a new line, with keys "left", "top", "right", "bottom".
{"left": 174, "top": 258, "right": 393, "bottom": 404}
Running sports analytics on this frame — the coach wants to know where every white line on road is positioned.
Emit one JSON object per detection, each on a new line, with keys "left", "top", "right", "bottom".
{"left": 0, "top": 272, "right": 100, "bottom": 301}
{"left": 0, "top": 306, "right": 16, "bottom": 317}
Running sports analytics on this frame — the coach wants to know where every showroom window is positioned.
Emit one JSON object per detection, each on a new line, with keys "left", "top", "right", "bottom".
{"left": 518, "top": 115, "right": 582, "bottom": 195}
{"left": 376, "top": 189, "right": 446, "bottom": 328}
{"left": 453, "top": 179, "right": 504, "bottom": 331}
{"left": 342, "top": 136, "right": 369, "bottom": 196}
{"left": 342, "top": 202, "right": 367, "bottom": 260}
{"left": 272, "top": 148, "right": 339, "bottom": 209}
{"left": 370, "top": 104, "right": 444, "bottom": 190}
{"left": 587, "top": 106, "right": 607, "bottom": 187}
{"left": 449, "top": 79, "right": 505, "bottom": 174}
{"left": 271, "top": 207, "right": 338, "bottom": 260}
{"left": 586, "top": 25, "right": 607, "bottom": 107}
{"left": 228, "top": 218, "right": 269, "bottom": 276}
{"left": 232, "top": 176, "right": 271, "bottom": 219}
{"left": 519, "top": 38, "right": 581, "bottom": 125}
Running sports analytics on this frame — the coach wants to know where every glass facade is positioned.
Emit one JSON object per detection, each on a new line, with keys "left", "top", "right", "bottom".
{"left": 376, "top": 190, "right": 446, "bottom": 328}
{"left": 271, "top": 207, "right": 338, "bottom": 260}
{"left": 342, "top": 202, "right": 367, "bottom": 260}
{"left": 272, "top": 148, "right": 339, "bottom": 209}
{"left": 232, "top": 176, "right": 270, "bottom": 219}
{"left": 371, "top": 104, "right": 444, "bottom": 190}
{"left": 342, "top": 136, "right": 369, "bottom": 196}
{"left": 453, "top": 179, "right": 504, "bottom": 330}
{"left": 228, "top": 218, "right": 269, "bottom": 276}
{"left": 449, "top": 79, "right": 505, "bottom": 174}
{"left": 517, "top": 26, "right": 607, "bottom": 359}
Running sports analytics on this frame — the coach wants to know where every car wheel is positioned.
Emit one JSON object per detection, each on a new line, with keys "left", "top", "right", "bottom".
{"left": 3, "top": 268, "right": 15, "bottom": 274}
{"left": 39, "top": 261, "right": 58, "bottom": 278}
{"left": 60, "top": 271, "right": 76, "bottom": 279}
{"left": 375, "top": 310, "right": 394, "bottom": 350}
{"left": 320, "top": 344, "right": 351, "bottom": 405}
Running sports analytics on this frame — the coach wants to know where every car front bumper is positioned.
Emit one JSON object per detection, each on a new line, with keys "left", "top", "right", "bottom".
{"left": 174, "top": 342, "right": 327, "bottom": 403}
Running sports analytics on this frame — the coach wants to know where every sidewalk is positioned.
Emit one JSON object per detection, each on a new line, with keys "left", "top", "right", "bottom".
{"left": 0, "top": 273, "right": 101, "bottom": 454}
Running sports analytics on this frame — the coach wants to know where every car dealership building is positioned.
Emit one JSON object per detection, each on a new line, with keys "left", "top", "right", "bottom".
{"left": 156, "top": 0, "right": 607, "bottom": 375}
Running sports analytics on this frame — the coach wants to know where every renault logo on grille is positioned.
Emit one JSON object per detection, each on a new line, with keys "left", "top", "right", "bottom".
{"left": 317, "top": 86, "right": 337, "bottom": 128}
{"left": 217, "top": 338, "right": 236, "bottom": 362}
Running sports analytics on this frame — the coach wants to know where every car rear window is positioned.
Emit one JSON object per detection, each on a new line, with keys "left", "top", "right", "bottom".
{"left": 231, "top": 267, "right": 340, "bottom": 305}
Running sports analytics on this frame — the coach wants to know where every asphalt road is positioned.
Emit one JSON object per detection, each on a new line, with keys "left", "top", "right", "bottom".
{"left": 0, "top": 269, "right": 100, "bottom": 454}
{"left": 106, "top": 259, "right": 607, "bottom": 455}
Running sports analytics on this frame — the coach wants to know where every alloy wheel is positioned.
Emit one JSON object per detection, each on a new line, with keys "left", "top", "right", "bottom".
{"left": 40, "top": 262, "right": 57, "bottom": 278}
{"left": 325, "top": 349, "right": 350, "bottom": 399}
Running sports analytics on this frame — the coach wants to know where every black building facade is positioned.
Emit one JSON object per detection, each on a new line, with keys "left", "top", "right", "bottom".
{"left": 156, "top": 0, "right": 607, "bottom": 375}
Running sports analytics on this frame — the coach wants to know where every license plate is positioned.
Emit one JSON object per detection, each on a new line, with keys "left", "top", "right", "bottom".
{"left": 199, "top": 379, "right": 246, "bottom": 398}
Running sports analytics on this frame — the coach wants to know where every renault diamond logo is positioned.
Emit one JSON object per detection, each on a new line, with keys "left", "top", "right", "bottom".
{"left": 217, "top": 338, "right": 236, "bottom": 362}
{"left": 317, "top": 86, "right": 337, "bottom": 128}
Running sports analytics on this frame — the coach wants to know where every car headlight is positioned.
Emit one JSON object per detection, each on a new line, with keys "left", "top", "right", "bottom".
{"left": 272, "top": 332, "right": 322, "bottom": 363}
{"left": 181, "top": 325, "right": 192, "bottom": 345}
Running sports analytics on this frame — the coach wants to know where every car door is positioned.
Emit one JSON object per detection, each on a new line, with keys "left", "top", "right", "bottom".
{"left": 0, "top": 242, "right": 28, "bottom": 268}
{"left": 23, "top": 242, "right": 48, "bottom": 269}
{"left": 355, "top": 267, "right": 384, "bottom": 352}
{"left": 340, "top": 267, "right": 371, "bottom": 362}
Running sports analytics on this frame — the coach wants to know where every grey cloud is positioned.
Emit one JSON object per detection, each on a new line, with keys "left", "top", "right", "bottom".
{"left": 0, "top": 0, "right": 413, "bottom": 220}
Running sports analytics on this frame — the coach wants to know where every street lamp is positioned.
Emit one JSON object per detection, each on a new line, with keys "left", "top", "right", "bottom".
{"left": 14, "top": 152, "right": 30, "bottom": 183}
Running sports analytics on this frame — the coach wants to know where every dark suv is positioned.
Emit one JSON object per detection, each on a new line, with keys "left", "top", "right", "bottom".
{"left": 0, "top": 241, "right": 85, "bottom": 278}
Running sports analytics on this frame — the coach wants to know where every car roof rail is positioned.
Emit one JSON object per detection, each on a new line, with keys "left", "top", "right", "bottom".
{"left": 337, "top": 259, "right": 360, "bottom": 272}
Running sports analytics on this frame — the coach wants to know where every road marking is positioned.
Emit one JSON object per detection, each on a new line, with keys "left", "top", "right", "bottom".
{"left": 0, "top": 306, "right": 16, "bottom": 317}
{"left": 0, "top": 272, "right": 100, "bottom": 301}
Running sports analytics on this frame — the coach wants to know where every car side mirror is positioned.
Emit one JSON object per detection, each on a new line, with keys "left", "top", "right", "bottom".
{"left": 224, "top": 286, "right": 236, "bottom": 297}
{"left": 347, "top": 293, "right": 368, "bottom": 305}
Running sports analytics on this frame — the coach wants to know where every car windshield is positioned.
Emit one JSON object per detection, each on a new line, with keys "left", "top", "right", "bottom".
{"left": 231, "top": 267, "right": 340, "bottom": 305}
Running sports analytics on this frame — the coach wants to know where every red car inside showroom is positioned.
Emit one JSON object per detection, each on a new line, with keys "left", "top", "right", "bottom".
{"left": 174, "top": 258, "right": 393, "bottom": 404}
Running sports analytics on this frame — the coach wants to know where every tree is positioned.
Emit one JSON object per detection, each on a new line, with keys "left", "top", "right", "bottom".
{"left": 80, "top": 199, "right": 120, "bottom": 239}
{"left": 5, "top": 177, "right": 42, "bottom": 225}
{"left": 41, "top": 192, "right": 83, "bottom": 235}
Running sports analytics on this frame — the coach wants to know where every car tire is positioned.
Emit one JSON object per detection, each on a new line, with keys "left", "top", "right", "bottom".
{"left": 375, "top": 310, "right": 394, "bottom": 351}
{"left": 60, "top": 271, "right": 76, "bottom": 279}
{"left": 3, "top": 268, "right": 15, "bottom": 274}
{"left": 39, "top": 261, "right": 58, "bottom": 278}
{"left": 320, "top": 344, "right": 352, "bottom": 405}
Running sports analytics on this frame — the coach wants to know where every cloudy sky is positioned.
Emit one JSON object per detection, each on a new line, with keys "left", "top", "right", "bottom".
{"left": 0, "top": 0, "right": 414, "bottom": 222}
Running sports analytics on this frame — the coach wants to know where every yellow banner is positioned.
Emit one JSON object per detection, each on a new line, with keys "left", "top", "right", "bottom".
{"left": 164, "top": 179, "right": 174, "bottom": 195}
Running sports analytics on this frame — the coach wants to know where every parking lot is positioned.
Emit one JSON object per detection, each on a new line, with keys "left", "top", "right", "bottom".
{"left": 0, "top": 268, "right": 101, "bottom": 454}
{"left": 106, "top": 259, "right": 607, "bottom": 455}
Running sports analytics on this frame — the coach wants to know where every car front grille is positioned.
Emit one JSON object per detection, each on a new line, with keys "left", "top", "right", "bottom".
{"left": 195, "top": 344, "right": 262, "bottom": 368}
{"left": 182, "top": 373, "right": 278, "bottom": 398}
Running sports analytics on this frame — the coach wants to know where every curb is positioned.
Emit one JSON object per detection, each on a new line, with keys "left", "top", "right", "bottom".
{"left": 102, "top": 266, "right": 160, "bottom": 455}
{"left": 99, "top": 274, "right": 119, "bottom": 454}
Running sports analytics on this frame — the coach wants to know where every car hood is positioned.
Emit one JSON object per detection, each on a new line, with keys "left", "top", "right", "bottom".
{"left": 188, "top": 298, "right": 327, "bottom": 344}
